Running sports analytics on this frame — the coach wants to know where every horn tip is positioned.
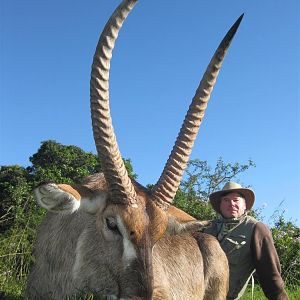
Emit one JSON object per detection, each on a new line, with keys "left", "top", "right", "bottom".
{"left": 236, "top": 13, "right": 244, "bottom": 26}
{"left": 220, "top": 13, "right": 244, "bottom": 49}
{"left": 230, "top": 13, "right": 244, "bottom": 35}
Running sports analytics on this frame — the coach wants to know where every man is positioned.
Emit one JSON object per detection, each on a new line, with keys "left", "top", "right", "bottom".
{"left": 204, "top": 182, "right": 288, "bottom": 300}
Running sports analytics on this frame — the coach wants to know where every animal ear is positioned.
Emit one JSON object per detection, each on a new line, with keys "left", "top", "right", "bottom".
{"left": 34, "top": 183, "right": 81, "bottom": 213}
{"left": 167, "top": 218, "right": 212, "bottom": 235}
{"left": 166, "top": 205, "right": 211, "bottom": 235}
{"left": 34, "top": 183, "right": 107, "bottom": 214}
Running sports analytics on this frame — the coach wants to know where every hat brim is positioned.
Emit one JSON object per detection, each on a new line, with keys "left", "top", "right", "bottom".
{"left": 209, "top": 187, "right": 255, "bottom": 214}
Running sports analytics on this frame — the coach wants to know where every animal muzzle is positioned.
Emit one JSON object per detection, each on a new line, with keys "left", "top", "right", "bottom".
{"left": 120, "top": 233, "right": 154, "bottom": 300}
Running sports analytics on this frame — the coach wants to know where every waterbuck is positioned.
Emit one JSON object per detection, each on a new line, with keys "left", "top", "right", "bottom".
{"left": 26, "top": 0, "right": 243, "bottom": 299}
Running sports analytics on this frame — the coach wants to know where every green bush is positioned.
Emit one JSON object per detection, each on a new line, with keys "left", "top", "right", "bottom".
{"left": 271, "top": 215, "right": 300, "bottom": 287}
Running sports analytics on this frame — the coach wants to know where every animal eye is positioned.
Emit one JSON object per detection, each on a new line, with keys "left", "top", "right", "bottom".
{"left": 106, "top": 217, "right": 120, "bottom": 234}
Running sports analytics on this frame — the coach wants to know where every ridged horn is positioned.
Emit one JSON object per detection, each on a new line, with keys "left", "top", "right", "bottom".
{"left": 152, "top": 14, "right": 244, "bottom": 207}
{"left": 90, "top": 0, "right": 138, "bottom": 205}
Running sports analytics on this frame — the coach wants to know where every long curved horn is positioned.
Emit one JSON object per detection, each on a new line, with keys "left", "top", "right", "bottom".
{"left": 90, "top": 0, "right": 138, "bottom": 205}
{"left": 152, "top": 14, "right": 244, "bottom": 207}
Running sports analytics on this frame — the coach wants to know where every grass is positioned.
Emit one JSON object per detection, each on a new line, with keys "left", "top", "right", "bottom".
{"left": 0, "top": 280, "right": 299, "bottom": 299}
{"left": 241, "top": 284, "right": 300, "bottom": 300}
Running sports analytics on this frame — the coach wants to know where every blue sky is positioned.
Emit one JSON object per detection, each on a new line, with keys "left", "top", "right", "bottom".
{"left": 1, "top": 0, "right": 299, "bottom": 225}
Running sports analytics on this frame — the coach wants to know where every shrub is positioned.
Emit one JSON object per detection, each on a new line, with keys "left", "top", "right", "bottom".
{"left": 271, "top": 215, "right": 300, "bottom": 286}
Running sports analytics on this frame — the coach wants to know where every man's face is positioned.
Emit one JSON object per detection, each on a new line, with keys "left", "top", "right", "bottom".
{"left": 220, "top": 192, "right": 246, "bottom": 218}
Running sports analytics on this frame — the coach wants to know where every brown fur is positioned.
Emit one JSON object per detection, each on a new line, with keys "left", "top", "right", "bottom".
{"left": 57, "top": 184, "right": 81, "bottom": 200}
{"left": 26, "top": 174, "right": 229, "bottom": 299}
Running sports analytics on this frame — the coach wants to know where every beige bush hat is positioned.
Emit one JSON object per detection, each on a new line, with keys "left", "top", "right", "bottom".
{"left": 209, "top": 182, "right": 255, "bottom": 214}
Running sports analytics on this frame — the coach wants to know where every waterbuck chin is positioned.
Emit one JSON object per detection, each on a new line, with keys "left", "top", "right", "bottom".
{"left": 26, "top": 0, "right": 244, "bottom": 299}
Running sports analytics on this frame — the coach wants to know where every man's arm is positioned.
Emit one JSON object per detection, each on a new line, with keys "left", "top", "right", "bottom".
{"left": 251, "top": 222, "right": 288, "bottom": 300}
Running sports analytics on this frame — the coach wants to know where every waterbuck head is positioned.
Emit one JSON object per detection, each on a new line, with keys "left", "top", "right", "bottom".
{"left": 32, "top": 0, "right": 242, "bottom": 298}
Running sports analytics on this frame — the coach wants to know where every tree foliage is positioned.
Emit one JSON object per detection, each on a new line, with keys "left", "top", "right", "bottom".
{"left": 271, "top": 216, "right": 300, "bottom": 286}
{"left": 29, "top": 140, "right": 101, "bottom": 184}
{"left": 180, "top": 158, "right": 256, "bottom": 200}
{"left": 174, "top": 158, "right": 256, "bottom": 220}
{"left": 0, "top": 165, "right": 33, "bottom": 232}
